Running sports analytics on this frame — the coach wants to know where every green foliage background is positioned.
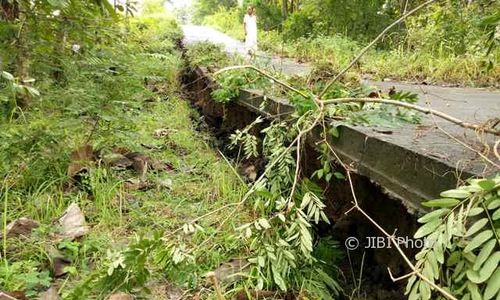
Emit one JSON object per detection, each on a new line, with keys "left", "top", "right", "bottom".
{"left": 198, "top": 0, "right": 500, "bottom": 86}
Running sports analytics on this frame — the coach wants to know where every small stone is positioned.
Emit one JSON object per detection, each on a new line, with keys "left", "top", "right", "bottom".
{"left": 57, "top": 203, "right": 88, "bottom": 240}
{"left": 107, "top": 292, "right": 134, "bottom": 300}
{"left": 38, "top": 286, "right": 59, "bottom": 300}
{"left": 0, "top": 218, "right": 39, "bottom": 239}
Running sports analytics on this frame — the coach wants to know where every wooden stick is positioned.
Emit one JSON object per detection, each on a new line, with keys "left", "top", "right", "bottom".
{"left": 206, "top": 272, "right": 226, "bottom": 300}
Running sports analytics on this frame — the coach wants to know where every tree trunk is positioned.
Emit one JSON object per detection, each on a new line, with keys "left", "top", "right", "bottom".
{"left": 15, "top": 4, "right": 31, "bottom": 109}
{"left": 282, "top": 0, "right": 288, "bottom": 20}
{"left": 53, "top": 17, "right": 68, "bottom": 82}
{"left": 0, "top": 0, "right": 19, "bottom": 20}
{"left": 1, "top": 0, "right": 31, "bottom": 108}
{"left": 16, "top": 27, "right": 30, "bottom": 108}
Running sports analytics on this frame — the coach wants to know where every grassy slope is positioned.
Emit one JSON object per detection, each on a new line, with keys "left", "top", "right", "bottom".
{"left": 0, "top": 16, "right": 249, "bottom": 299}
{"left": 204, "top": 11, "right": 500, "bottom": 87}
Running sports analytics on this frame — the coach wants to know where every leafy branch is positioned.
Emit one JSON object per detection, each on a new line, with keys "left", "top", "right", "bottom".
{"left": 207, "top": 61, "right": 500, "bottom": 298}
{"left": 320, "top": 97, "right": 500, "bottom": 135}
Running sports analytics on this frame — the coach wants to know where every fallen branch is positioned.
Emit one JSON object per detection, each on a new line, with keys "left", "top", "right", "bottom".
{"left": 214, "top": 64, "right": 499, "bottom": 135}
{"left": 186, "top": 113, "right": 324, "bottom": 253}
{"left": 213, "top": 65, "right": 310, "bottom": 99}
{"left": 420, "top": 90, "right": 500, "bottom": 168}
{"left": 320, "top": 97, "right": 500, "bottom": 135}
{"left": 319, "top": 0, "right": 438, "bottom": 98}
{"left": 495, "top": 139, "right": 500, "bottom": 162}
{"left": 321, "top": 138, "right": 458, "bottom": 300}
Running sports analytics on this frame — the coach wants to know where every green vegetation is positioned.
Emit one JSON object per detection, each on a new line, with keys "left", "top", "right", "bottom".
{"left": 1, "top": 0, "right": 499, "bottom": 299}
{"left": 409, "top": 177, "right": 500, "bottom": 300}
{"left": 186, "top": 1, "right": 500, "bottom": 295}
{"left": 0, "top": 2, "right": 345, "bottom": 299}
{"left": 0, "top": 3, "right": 252, "bottom": 299}
{"left": 200, "top": 0, "right": 500, "bottom": 86}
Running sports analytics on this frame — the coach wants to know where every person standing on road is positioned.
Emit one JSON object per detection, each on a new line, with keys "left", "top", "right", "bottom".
{"left": 244, "top": 6, "right": 257, "bottom": 57}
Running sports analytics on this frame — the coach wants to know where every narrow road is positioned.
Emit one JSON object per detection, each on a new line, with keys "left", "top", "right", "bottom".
{"left": 183, "top": 25, "right": 500, "bottom": 127}
{"left": 182, "top": 25, "right": 310, "bottom": 76}
{"left": 182, "top": 25, "right": 499, "bottom": 186}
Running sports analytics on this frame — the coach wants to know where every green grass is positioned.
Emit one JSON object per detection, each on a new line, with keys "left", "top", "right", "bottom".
{"left": 0, "top": 15, "right": 252, "bottom": 299}
{"left": 203, "top": 11, "right": 500, "bottom": 87}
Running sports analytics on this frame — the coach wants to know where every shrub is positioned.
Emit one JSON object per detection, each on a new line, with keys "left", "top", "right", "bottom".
{"left": 203, "top": 7, "right": 245, "bottom": 40}
{"left": 282, "top": 12, "right": 315, "bottom": 40}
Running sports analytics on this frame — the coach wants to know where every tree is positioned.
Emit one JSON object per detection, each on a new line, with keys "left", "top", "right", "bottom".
{"left": 142, "top": 0, "right": 167, "bottom": 15}
{"left": 0, "top": 0, "right": 118, "bottom": 109}
{"left": 194, "top": 0, "right": 237, "bottom": 22}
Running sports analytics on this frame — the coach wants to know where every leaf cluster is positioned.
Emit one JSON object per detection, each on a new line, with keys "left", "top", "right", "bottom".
{"left": 407, "top": 177, "right": 500, "bottom": 300}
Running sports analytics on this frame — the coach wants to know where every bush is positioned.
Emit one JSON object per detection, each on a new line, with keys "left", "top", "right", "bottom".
{"left": 194, "top": 0, "right": 238, "bottom": 24}
{"left": 203, "top": 7, "right": 244, "bottom": 40}
{"left": 243, "top": 0, "right": 282, "bottom": 31}
{"left": 258, "top": 30, "right": 283, "bottom": 53}
{"left": 404, "top": 2, "right": 495, "bottom": 55}
{"left": 282, "top": 12, "right": 315, "bottom": 40}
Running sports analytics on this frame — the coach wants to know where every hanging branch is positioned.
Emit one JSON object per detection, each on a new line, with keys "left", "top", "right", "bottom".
{"left": 318, "top": 0, "right": 438, "bottom": 99}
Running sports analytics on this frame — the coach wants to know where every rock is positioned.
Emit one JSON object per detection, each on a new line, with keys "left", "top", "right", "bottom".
{"left": 107, "top": 292, "right": 134, "bottom": 300}
{"left": 67, "top": 145, "right": 96, "bottom": 179}
{"left": 0, "top": 291, "right": 25, "bottom": 300}
{"left": 57, "top": 203, "right": 88, "bottom": 240}
{"left": 0, "top": 218, "right": 39, "bottom": 239}
{"left": 38, "top": 286, "right": 59, "bottom": 300}
{"left": 53, "top": 256, "right": 71, "bottom": 277}
{"left": 207, "top": 258, "right": 250, "bottom": 284}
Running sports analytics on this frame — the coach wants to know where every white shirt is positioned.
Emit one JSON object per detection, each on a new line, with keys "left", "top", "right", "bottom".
{"left": 244, "top": 14, "right": 257, "bottom": 36}
{"left": 244, "top": 14, "right": 257, "bottom": 51}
